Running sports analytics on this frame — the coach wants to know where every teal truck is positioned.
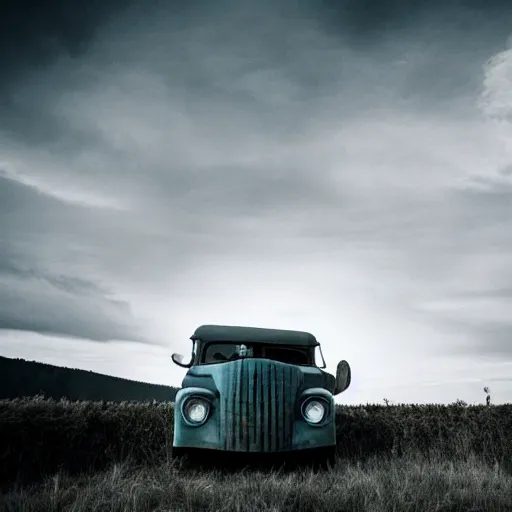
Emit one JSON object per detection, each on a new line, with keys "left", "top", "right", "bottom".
{"left": 171, "top": 324, "right": 351, "bottom": 467}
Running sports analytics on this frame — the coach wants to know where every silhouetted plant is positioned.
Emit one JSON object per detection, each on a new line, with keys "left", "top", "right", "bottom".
{"left": 484, "top": 386, "right": 491, "bottom": 406}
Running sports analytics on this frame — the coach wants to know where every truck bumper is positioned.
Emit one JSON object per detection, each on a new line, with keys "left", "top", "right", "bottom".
{"left": 171, "top": 445, "right": 337, "bottom": 470}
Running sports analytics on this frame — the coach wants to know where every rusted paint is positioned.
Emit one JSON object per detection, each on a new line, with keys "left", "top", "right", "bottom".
{"left": 173, "top": 358, "right": 339, "bottom": 453}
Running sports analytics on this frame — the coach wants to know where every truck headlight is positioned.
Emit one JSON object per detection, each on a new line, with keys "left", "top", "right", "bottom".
{"left": 182, "top": 396, "right": 210, "bottom": 426}
{"left": 301, "top": 398, "right": 327, "bottom": 424}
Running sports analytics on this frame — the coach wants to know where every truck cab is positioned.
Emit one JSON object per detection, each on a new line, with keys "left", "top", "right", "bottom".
{"left": 171, "top": 325, "right": 351, "bottom": 467}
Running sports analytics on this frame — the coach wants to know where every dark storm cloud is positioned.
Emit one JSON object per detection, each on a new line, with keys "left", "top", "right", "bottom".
{"left": 0, "top": 174, "right": 151, "bottom": 343}
{"left": 0, "top": 0, "right": 121, "bottom": 146}
{"left": 1, "top": 0, "right": 512, "bottom": 373}
{"left": 0, "top": 0, "right": 209, "bottom": 147}
{"left": 0, "top": 253, "right": 147, "bottom": 344}
{"left": 1, "top": 0, "right": 508, "bottom": 155}
{"left": 0, "top": 273, "right": 144, "bottom": 343}
{"left": 305, "top": 0, "right": 512, "bottom": 109}
{"left": 0, "top": 252, "right": 109, "bottom": 298}
{"left": 0, "top": 0, "right": 132, "bottom": 80}
{"left": 315, "top": 0, "right": 512, "bottom": 34}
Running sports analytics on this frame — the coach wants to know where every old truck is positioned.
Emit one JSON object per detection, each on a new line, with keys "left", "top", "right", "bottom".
{"left": 171, "top": 324, "right": 351, "bottom": 468}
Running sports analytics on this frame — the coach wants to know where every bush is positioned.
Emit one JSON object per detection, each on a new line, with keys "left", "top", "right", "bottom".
{"left": 0, "top": 396, "right": 174, "bottom": 488}
{"left": 335, "top": 403, "right": 512, "bottom": 465}
{"left": 1, "top": 397, "right": 511, "bottom": 488}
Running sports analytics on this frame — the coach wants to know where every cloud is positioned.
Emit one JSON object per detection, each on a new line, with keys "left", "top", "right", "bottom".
{"left": 1, "top": 0, "right": 512, "bottom": 401}
{"left": 0, "top": 273, "right": 144, "bottom": 343}
{"left": 0, "top": 175, "right": 149, "bottom": 343}
{"left": 0, "top": 262, "right": 147, "bottom": 344}
{"left": 0, "top": 0, "right": 133, "bottom": 83}
{"left": 0, "top": 165, "right": 126, "bottom": 209}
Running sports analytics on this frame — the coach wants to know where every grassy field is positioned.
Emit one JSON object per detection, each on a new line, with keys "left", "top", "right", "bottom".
{"left": 2, "top": 452, "right": 512, "bottom": 512}
{"left": 1, "top": 397, "right": 512, "bottom": 511}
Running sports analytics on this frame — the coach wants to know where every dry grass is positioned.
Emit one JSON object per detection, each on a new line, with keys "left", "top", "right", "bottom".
{"left": 3, "top": 397, "right": 512, "bottom": 489}
{"left": 1, "top": 452, "right": 511, "bottom": 512}
{"left": 2, "top": 397, "right": 512, "bottom": 510}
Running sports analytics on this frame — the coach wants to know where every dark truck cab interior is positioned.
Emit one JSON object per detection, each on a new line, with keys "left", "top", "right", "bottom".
{"left": 202, "top": 342, "right": 314, "bottom": 366}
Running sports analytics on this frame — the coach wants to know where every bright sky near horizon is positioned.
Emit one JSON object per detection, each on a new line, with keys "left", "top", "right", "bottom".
{"left": 1, "top": 0, "right": 512, "bottom": 405}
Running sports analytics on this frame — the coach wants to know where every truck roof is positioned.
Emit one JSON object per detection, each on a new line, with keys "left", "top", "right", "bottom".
{"left": 191, "top": 324, "right": 319, "bottom": 347}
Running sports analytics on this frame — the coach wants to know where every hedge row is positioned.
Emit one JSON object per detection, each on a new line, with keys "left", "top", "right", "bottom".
{"left": 1, "top": 396, "right": 511, "bottom": 487}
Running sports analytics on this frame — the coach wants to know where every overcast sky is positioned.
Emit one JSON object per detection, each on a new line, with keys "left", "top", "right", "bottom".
{"left": 1, "top": 0, "right": 512, "bottom": 405}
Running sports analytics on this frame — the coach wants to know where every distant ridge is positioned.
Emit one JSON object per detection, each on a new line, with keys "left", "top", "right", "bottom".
{"left": 0, "top": 355, "right": 179, "bottom": 403}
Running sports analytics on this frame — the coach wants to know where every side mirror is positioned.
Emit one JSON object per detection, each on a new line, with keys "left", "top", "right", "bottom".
{"left": 334, "top": 360, "right": 351, "bottom": 395}
{"left": 171, "top": 352, "right": 194, "bottom": 368}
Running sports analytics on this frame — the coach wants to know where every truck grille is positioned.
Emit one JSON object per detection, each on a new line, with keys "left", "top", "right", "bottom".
{"left": 221, "top": 359, "right": 303, "bottom": 452}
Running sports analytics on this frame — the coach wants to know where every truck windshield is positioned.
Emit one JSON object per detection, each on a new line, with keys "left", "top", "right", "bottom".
{"left": 202, "top": 343, "right": 312, "bottom": 366}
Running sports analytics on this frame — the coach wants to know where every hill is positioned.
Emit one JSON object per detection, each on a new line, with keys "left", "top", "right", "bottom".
{"left": 0, "top": 355, "right": 179, "bottom": 403}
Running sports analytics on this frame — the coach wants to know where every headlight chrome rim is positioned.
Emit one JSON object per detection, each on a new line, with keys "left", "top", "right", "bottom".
{"left": 301, "top": 397, "right": 328, "bottom": 425}
{"left": 181, "top": 396, "right": 210, "bottom": 426}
